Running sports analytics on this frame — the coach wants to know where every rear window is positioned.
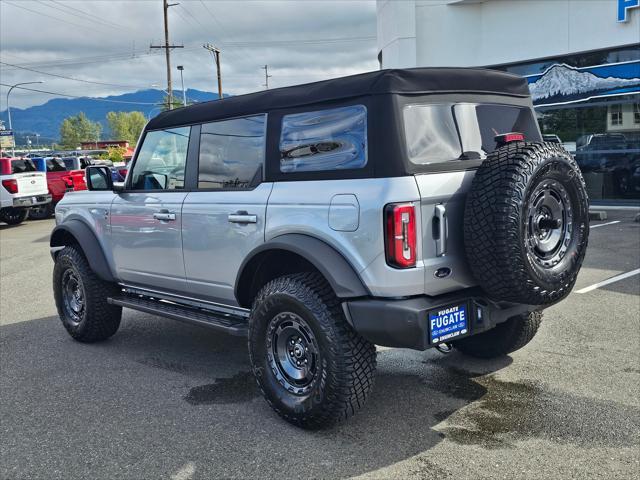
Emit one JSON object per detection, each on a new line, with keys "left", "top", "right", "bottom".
{"left": 403, "top": 103, "right": 540, "bottom": 166}
{"left": 46, "top": 158, "right": 68, "bottom": 172}
{"left": 11, "top": 159, "right": 38, "bottom": 174}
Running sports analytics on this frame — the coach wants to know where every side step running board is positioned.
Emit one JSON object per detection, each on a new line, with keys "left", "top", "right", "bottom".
{"left": 108, "top": 295, "right": 248, "bottom": 336}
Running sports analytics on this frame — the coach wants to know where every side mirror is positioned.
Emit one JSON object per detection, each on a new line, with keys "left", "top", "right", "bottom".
{"left": 85, "top": 166, "right": 114, "bottom": 191}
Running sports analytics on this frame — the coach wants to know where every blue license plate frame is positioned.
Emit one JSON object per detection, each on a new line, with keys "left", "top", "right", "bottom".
{"left": 428, "top": 302, "right": 469, "bottom": 344}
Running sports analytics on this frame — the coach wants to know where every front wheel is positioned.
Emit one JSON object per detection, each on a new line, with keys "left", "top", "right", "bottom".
{"left": 453, "top": 311, "right": 542, "bottom": 359}
{"left": 0, "top": 208, "right": 29, "bottom": 225}
{"left": 248, "top": 272, "right": 377, "bottom": 429}
{"left": 53, "top": 246, "right": 122, "bottom": 342}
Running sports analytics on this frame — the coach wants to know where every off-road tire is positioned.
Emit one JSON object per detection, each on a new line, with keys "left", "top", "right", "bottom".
{"left": 248, "top": 272, "right": 377, "bottom": 429}
{"left": 453, "top": 311, "right": 542, "bottom": 359}
{"left": 464, "top": 142, "right": 589, "bottom": 305}
{"left": 53, "top": 246, "right": 122, "bottom": 342}
{"left": 29, "top": 203, "right": 54, "bottom": 220}
{"left": 0, "top": 208, "right": 29, "bottom": 225}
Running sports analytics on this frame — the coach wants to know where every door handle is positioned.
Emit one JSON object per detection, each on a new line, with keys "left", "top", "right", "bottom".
{"left": 153, "top": 210, "right": 176, "bottom": 221}
{"left": 228, "top": 211, "right": 257, "bottom": 224}
{"left": 434, "top": 204, "right": 447, "bottom": 257}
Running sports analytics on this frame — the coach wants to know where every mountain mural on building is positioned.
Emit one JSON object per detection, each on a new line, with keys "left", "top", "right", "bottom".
{"left": 0, "top": 88, "right": 220, "bottom": 141}
{"left": 527, "top": 61, "right": 640, "bottom": 107}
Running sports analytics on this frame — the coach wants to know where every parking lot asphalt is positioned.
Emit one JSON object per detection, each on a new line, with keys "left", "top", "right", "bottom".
{"left": 1, "top": 213, "right": 639, "bottom": 480}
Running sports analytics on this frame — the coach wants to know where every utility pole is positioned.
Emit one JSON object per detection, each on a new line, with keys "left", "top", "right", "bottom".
{"left": 203, "top": 43, "right": 222, "bottom": 99}
{"left": 151, "top": 0, "right": 183, "bottom": 109}
{"left": 262, "top": 65, "right": 272, "bottom": 89}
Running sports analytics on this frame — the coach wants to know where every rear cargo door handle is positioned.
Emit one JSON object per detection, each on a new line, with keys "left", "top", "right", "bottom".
{"left": 435, "top": 204, "right": 447, "bottom": 256}
{"left": 153, "top": 210, "right": 176, "bottom": 221}
{"left": 228, "top": 211, "right": 257, "bottom": 224}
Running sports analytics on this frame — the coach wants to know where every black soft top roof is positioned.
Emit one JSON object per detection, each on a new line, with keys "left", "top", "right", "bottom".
{"left": 147, "top": 67, "right": 530, "bottom": 130}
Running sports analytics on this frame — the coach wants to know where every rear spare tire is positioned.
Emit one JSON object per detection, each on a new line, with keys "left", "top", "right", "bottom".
{"left": 464, "top": 142, "right": 589, "bottom": 305}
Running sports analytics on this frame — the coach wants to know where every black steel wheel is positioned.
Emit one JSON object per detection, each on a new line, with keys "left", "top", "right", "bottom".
{"left": 267, "top": 312, "right": 320, "bottom": 396}
{"left": 53, "top": 246, "right": 122, "bottom": 342}
{"left": 525, "top": 180, "right": 573, "bottom": 269}
{"left": 0, "top": 208, "right": 29, "bottom": 225}
{"left": 61, "top": 268, "right": 86, "bottom": 325}
{"left": 249, "top": 272, "right": 376, "bottom": 429}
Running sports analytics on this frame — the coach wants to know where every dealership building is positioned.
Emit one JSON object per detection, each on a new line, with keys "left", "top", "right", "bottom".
{"left": 377, "top": 0, "right": 640, "bottom": 204}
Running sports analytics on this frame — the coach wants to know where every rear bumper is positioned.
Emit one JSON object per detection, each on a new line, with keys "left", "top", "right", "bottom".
{"left": 12, "top": 194, "right": 52, "bottom": 207}
{"left": 344, "top": 288, "right": 535, "bottom": 351}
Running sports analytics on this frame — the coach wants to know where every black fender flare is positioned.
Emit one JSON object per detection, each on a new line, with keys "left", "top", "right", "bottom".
{"left": 235, "top": 234, "right": 369, "bottom": 304}
{"left": 50, "top": 220, "right": 115, "bottom": 283}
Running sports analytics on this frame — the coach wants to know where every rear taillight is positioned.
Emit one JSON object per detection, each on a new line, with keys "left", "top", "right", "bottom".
{"left": 384, "top": 203, "right": 417, "bottom": 269}
{"left": 2, "top": 179, "right": 18, "bottom": 194}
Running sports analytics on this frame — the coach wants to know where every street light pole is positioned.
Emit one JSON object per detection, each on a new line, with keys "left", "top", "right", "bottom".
{"left": 6, "top": 81, "right": 43, "bottom": 156}
{"left": 177, "top": 65, "right": 186, "bottom": 106}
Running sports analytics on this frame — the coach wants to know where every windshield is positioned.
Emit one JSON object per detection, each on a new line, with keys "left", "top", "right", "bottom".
{"left": 403, "top": 103, "right": 541, "bottom": 165}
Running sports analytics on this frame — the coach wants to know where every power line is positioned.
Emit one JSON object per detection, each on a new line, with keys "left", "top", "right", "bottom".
{"left": 0, "top": 83, "right": 159, "bottom": 105}
{"left": 3, "top": 1, "right": 111, "bottom": 34}
{"left": 34, "top": 0, "right": 126, "bottom": 33}
{"left": 48, "top": 0, "right": 128, "bottom": 31}
{"left": 223, "top": 36, "right": 377, "bottom": 47}
{"left": 0, "top": 61, "right": 153, "bottom": 90}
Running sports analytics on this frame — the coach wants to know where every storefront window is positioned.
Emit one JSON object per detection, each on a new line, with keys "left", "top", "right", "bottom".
{"left": 495, "top": 45, "right": 640, "bottom": 205}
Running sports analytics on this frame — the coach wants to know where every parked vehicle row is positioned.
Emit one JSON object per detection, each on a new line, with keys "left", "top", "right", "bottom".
{"left": 0, "top": 157, "right": 51, "bottom": 225}
{"left": 0, "top": 154, "right": 128, "bottom": 225}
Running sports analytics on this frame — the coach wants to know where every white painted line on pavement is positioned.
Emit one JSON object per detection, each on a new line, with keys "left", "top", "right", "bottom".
{"left": 590, "top": 220, "right": 621, "bottom": 229}
{"left": 576, "top": 268, "right": 640, "bottom": 294}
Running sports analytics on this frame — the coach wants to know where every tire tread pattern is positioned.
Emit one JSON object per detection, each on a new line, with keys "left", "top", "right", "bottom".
{"left": 454, "top": 311, "right": 543, "bottom": 359}
{"left": 464, "top": 142, "right": 589, "bottom": 305}
{"left": 249, "top": 272, "right": 376, "bottom": 429}
{"left": 53, "top": 246, "right": 122, "bottom": 342}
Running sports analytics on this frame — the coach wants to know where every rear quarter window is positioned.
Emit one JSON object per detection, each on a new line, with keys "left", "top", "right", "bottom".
{"left": 279, "top": 105, "right": 367, "bottom": 173}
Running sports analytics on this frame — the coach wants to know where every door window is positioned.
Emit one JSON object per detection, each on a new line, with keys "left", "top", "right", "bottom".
{"left": 130, "top": 127, "right": 190, "bottom": 190}
{"left": 198, "top": 115, "right": 266, "bottom": 190}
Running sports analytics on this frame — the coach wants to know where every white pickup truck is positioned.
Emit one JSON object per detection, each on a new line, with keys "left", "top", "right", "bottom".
{"left": 0, "top": 157, "right": 51, "bottom": 225}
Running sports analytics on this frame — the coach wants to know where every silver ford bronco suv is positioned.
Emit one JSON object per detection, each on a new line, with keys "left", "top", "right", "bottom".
{"left": 51, "top": 68, "right": 589, "bottom": 429}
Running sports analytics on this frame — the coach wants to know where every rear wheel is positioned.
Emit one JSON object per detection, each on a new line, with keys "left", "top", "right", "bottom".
{"left": 453, "top": 311, "right": 542, "bottom": 359}
{"left": 0, "top": 208, "right": 29, "bottom": 225}
{"left": 248, "top": 272, "right": 376, "bottom": 429}
{"left": 53, "top": 246, "right": 122, "bottom": 342}
{"left": 29, "top": 203, "right": 54, "bottom": 220}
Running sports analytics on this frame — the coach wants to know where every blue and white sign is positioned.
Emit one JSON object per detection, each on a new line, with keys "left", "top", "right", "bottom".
{"left": 526, "top": 60, "right": 640, "bottom": 107}
{"left": 618, "top": 0, "right": 639, "bottom": 22}
{"left": 429, "top": 304, "right": 468, "bottom": 344}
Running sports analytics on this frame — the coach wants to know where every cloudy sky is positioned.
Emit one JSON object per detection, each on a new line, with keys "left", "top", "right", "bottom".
{"left": 0, "top": 0, "right": 378, "bottom": 109}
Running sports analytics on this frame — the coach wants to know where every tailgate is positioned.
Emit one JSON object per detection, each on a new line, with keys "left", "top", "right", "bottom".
{"left": 15, "top": 172, "right": 48, "bottom": 196}
{"left": 415, "top": 171, "right": 477, "bottom": 296}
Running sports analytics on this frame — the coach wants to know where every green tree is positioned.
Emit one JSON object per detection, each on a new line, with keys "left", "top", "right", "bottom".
{"left": 106, "top": 111, "right": 147, "bottom": 145}
{"left": 59, "top": 112, "right": 102, "bottom": 149}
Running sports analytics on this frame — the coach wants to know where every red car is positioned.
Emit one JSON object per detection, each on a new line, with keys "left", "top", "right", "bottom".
{"left": 29, "top": 158, "right": 86, "bottom": 219}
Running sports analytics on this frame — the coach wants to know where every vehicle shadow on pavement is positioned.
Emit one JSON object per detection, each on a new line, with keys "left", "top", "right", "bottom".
{"left": 2, "top": 313, "right": 610, "bottom": 480}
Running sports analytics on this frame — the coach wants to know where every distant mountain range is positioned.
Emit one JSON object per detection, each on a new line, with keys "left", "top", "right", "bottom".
{"left": 0, "top": 88, "right": 220, "bottom": 141}
{"left": 528, "top": 64, "right": 640, "bottom": 104}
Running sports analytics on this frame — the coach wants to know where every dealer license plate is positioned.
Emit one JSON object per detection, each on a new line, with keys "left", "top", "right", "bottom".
{"left": 429, "top": 303, "right": 468, "bottom": 344}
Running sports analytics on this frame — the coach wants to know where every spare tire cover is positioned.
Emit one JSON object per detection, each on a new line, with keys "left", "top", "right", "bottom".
{"left": 464, "top": 142, "right": 589, "bottom": 305}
